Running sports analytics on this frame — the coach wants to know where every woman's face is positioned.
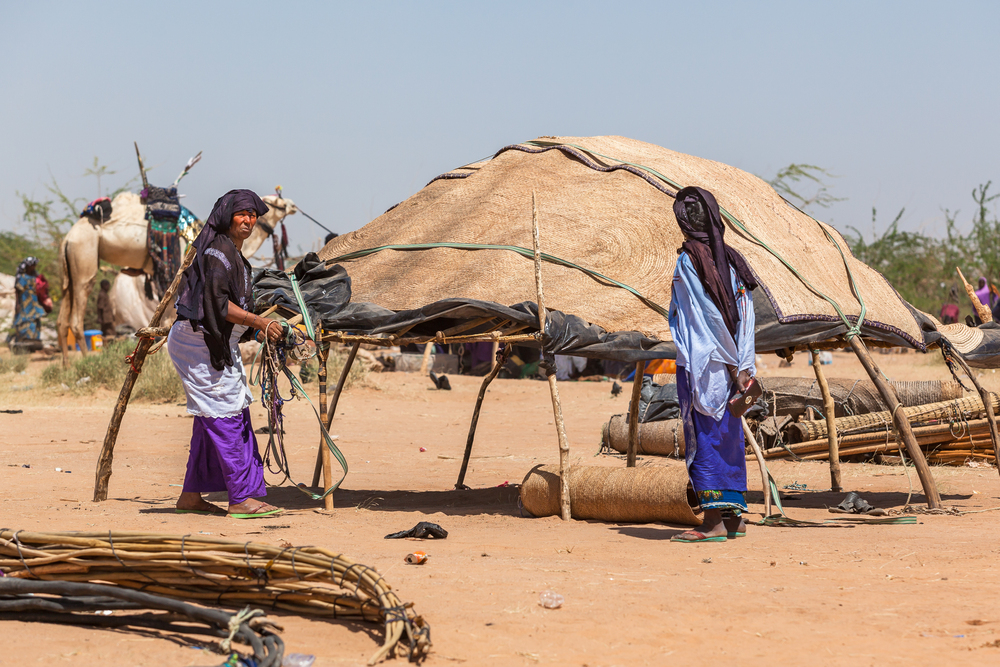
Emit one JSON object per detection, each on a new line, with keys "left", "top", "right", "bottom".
{"left": 229, "top": 209, "right": 258, "bottom": 241}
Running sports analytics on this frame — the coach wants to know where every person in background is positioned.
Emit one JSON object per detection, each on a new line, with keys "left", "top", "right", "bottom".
{"left": 9, "top": 257, "right": 46, "bottom": 350}
{"left": 940, "top": 286, "right": 960, "bottom": 325}
{"left": 668, "top": 187, "right": 757, "bottom": 543}
{"left": 96, "top": 279, "right": 115, "bottom": 339}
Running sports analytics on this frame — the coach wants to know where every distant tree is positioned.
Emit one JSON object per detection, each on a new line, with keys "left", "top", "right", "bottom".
{"left": 768, "top": 163, "right": 845, "bottom": 212}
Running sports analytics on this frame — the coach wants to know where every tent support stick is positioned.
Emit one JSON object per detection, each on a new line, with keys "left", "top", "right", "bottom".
{"left": 848, "top": 337, "right": 941, "bottom": 508}
{"left": 455, "top": 344, "right": 511, "bottom": 490}
{"left": 626, "top": 361, "right": 645, "bottom": 467}
{"left": 419, "top": 341, "right": 434, "bottom": 374}
{"left": 532, "top": 191, "right": 571, "bottom": 521}
{"left": 93, "top": 242, "right": 195, "bottom": 502}
{"left": 742, "top": 417, "right": 772, "bottom": 517}
{"left": 312, "top": 342, "right": 360, "bottom": 492}
{"left": 811, "top": 349, "right": 842, "bottom": 492}
{"left": 315, "top": 344, "right": 333, "bottom": 510}
{"left": 943, "top": 347, "right": 1000, "bottom": 479}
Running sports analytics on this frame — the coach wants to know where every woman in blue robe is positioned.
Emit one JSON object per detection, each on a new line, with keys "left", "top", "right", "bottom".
{"left": 11, "top": 257, "right": 46, "bottom": 344}
{"left": 667, "top": 187, "right": 757, "bottom": 542}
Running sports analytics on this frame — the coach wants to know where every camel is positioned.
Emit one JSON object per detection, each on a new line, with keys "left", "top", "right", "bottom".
{"left": 57, "top": 192, "right": 296, "bottom": 364}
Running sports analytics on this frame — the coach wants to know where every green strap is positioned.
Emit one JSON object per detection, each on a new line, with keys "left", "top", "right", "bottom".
{"left": 523, "top": 140, "right": 867, "bottom": 339}
{"left": 288, "top": 273, "right": 316, "bottom": 340}
{"left": 327, "top": 242, "right": 670, "bottom": 319}
{"left": 282, "top": 362, "right": 349, "bottom": 500}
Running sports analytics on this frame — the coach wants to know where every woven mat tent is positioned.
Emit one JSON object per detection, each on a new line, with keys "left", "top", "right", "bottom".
{"left": 253, "top": 135, "right": 1000, "bottom": 512}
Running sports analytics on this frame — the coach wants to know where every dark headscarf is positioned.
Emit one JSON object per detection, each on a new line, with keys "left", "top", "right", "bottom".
{"left": 175, "top": 189, "right": 270, "bottom": 369}
{"left": 673, "top": 186, "right": 758, "bottom": 338}
{"left": 16, "top": 257, "right": 38, "bottom": 275}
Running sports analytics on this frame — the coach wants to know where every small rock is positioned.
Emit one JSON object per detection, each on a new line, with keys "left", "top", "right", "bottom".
{"left": 76, "top": 376, "right": 91, "bottom": 386}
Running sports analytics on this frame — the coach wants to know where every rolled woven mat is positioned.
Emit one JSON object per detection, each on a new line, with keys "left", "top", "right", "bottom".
{"left": 787, "top": 393, "right": 997, "bottom": 442}
{"left": 520, "top": 464, "right": 699, "bottom": 525}
{"left": 601, "top": 415, "right": 684, "bottom": 457}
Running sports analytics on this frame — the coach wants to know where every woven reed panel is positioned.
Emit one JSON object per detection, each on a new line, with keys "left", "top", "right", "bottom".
{"left": 319, "top": 135, "right": 923, "bottom": 344}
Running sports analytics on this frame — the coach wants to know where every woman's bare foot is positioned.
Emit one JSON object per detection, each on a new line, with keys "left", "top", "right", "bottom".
{"left": 673, "top": 508, "right": 727, "bottom": 541}
{"left": 723, "top": 513, "right": 747, "bottom": 536}
{"left": 176, "top": 491, "right": 226, "bottom": 514}
{"left": 228, "top": 498, "right": 280, "bottom": 516}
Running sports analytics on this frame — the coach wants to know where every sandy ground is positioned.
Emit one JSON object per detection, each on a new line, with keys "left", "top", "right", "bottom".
{"left": 3, "top": 348, "right": 1000, "bottom": 666}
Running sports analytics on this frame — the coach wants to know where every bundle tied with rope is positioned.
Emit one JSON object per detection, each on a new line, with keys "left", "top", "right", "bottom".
{"left": 0, "top": 530, "right": 430, "bottom": 665}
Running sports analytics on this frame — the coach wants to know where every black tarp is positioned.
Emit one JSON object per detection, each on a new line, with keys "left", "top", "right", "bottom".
{"left": 252, "top": 256, "right": 1000, "bottom": 367}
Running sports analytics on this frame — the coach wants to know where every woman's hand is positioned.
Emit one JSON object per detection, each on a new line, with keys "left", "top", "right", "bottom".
{"left": 262, "top": 320, "right": 284, "bottom": 345}
{"left": 736, "top": 369, "right": 753, "bottom": 393}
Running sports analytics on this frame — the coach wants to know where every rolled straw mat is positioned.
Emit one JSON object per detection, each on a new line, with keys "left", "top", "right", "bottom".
{"left": 320, "top": 135, "right": 923, "bottom": 346}
{"left": 602, "top": 415, "right": 685, "bottom": 457}
{"left": 520, "top": 464, "right": 699, "bottom": 525}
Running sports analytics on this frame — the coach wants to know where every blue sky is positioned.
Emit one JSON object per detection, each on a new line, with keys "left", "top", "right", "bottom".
{"left": 2, "top": 1, "right": 997, "bottom": 254}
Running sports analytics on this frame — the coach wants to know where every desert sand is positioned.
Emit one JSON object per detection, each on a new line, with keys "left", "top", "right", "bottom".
{"left": 2, "top": 348, "right": 1000, "bottom": 666}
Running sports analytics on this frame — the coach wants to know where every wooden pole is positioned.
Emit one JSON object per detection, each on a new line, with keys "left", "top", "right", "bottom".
{"left": 93, "top": 242, "right": 196, "bottom": 502}
{"left": 532, "top": 191, "right": 571, "bottom": 521}
{"left": 957, "top": 267, "right": 993, "bottom": 323}
{"left": 942, "top": 346, "right": 1000, "bottom": 480}
{"left": 315, "top": 344, "right": 334, "bottom": 510}
{"left": 626, "top": 361, "right": 645, "bottom": 467}
{"left": 312, "top": 342, "right": 360, "bottom": 488}
{"left": 741, "top": 417, "right": 772, "bottom": 517}
{"left": 418, "top": 341, "right": 434, "bottom": 374}
{"left": 455, "top": 344, "right": 511, "bottom": 490}
{"left": 811, "top": 349, "right": 843, "bottom": 492}
{"left": 848, "top": 336, "right": 942, "bottom": 509}
{"left": 491, "top": 341, "right": 500, "bottom": 371}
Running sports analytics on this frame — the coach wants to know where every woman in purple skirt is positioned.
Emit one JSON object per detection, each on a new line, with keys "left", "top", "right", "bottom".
{"left": 168, "top": 189, "right": 284, "bottom": 518}
{"left": 667, "top": 186, "right": 757, "bottom": 542}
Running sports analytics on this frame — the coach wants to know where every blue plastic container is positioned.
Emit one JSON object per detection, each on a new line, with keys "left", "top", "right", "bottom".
{"left": 83, "top": 329, "right": 103, "bottom": 351}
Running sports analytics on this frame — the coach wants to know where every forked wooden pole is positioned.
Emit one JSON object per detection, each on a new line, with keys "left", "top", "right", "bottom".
{"left": 811, "top": 349, "right": 842, "bottom": 492}
{"left": 312, "top": 341, "right": 360, "bottom": 489}
{"left": 455, "top": 344, "right": 511, "bottom": 490}
{"left": 93, "top": 242, "right": 196, "bottom": 502}
{"left": 626, "top": 361, "right": 645, "bottom": 467}
{"left": 848, "top": 336, "right": 941, "bottom": 508}
{"left": 532, "top": 192, "right": 571, "bottom": 521}
{"left": 957, "top": 267, "right": 993, "bottom": 323}
{"left": 742, "top": 417, "right": 772, "bottom": 517}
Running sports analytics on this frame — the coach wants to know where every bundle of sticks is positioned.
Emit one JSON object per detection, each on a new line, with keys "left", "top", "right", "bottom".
{"left": 0, "top": 530, "right": 430, "bottom": 665}
{"left": 757, "top": 393, "right": 1000, "bottom": 466}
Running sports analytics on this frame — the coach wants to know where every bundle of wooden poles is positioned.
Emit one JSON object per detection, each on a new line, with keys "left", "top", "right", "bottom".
{"left": 0, "top": 530, "right": 430, "bottom": 665}
{"left": 758, "top": 393, "right": 1000, "bottom": 465}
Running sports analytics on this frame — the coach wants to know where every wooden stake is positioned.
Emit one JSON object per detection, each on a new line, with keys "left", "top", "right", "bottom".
{"left": 93, "top": 242, "right": 196, "bottom": 502}
{"left": 742, "top": 417, "right": 772, "bottom": 517}
{"left": 418, "top": 341, "right": 434, "bottom": 374}
{"left": 312, "top": 341, "right": 360, "bottom": 490}
{"left": 455, "top": 344, "right": 511, "bottom": 489}
{"left": 532, "top": 191, "right": 571, "bottom": 521}
{"left": 315, "top": 344, "right": 334, "bottom": 510}
{"left": 941, "top": 346, "right": 1000, "bottom": 480}
{"left": 811, "top": 349, "right": 843, "bottom": 492}
{"left": 957, "top": 267, "right": 993, "bottom": 323}
{"left": 491, "top": 341, "right": 500, "bottom": 371}
{"left": 626, "top": 361, "right": 645, "bottom": 467}
{"left": 848, "top": 336, "right": 941, "bottom": 508}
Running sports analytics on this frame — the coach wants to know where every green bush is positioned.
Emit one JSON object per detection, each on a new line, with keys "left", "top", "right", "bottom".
{"left": 41, "top": 338, "right": 183, "bottom": 402}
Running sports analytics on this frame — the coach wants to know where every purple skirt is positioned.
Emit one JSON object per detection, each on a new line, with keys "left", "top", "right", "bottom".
{"left": 677, "top": 367, "right": 747, "bottom": 511}
{"left": 182, "top": 407, "right": 266, "bottom": 505}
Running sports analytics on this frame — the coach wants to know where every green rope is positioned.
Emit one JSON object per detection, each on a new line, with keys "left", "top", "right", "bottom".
{"left": 523, "top": 140, "right": 867, "bottom": 339}
{"left": 327, "top": 242, "right": 670, "bottom": 319}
